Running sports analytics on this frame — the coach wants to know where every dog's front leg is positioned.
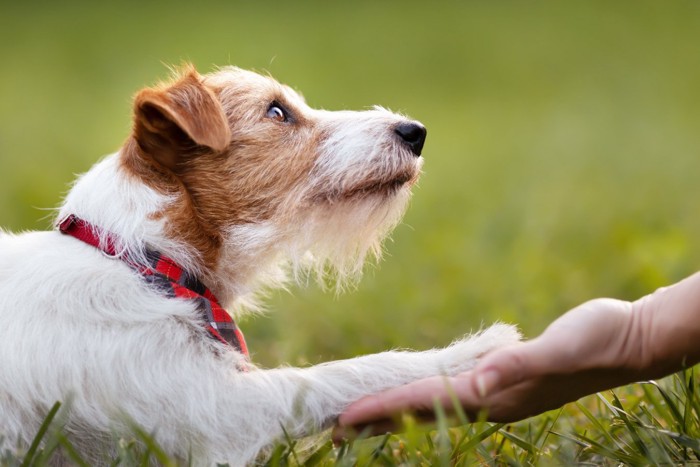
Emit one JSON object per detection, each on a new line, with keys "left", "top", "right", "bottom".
{"left": 268, "top": 323, "right": 518, "bottom": 432}
{"left": 124, "top": 323, "right": 518, "bottom": 463}
{"left": 221, "top": 323, "right": 519, "bottom": 460}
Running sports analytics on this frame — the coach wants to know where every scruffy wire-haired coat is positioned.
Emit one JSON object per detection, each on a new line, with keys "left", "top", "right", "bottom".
{"left": 0, "top": 65, "right": 520, "bottom": 465}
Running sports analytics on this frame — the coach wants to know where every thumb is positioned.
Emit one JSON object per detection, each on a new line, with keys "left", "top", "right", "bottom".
{"left": 471, "top": 339, "right": 553, "bottom": 398}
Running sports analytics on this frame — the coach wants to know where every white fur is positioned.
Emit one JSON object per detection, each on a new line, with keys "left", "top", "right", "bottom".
{"left": 0, "top": 71, "right": 520, "bottom": 465}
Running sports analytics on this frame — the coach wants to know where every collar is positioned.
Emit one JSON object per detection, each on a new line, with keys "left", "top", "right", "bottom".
{"left": 58, "top": 215, "right": 249, "bottom": 358}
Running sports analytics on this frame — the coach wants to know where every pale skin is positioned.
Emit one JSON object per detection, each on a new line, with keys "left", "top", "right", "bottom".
{"left": 335, "top": 271, "right": 700, "bottom": 436}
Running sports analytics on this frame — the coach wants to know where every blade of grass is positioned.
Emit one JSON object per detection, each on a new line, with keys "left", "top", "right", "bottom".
{"left": 20, "top": 401, "right": 61, "bottom": 467}
{"left": 453, "top": 424, "right": 501, "bottom": 464}
{"left": 45, "top": 432, "right": 89, "bottom": 467}
{"left": 115, "top": 439, "right": 138, "bottom": 466}
{"left": 645, "top": 380, "right": 685, "bottom": 429}
{"left": 497, "top": 429, "right": 537, "bottom": 455}
{"left": 572, "top": 431, "right": 640, "bottom": 465}
{"left": 640, "top": 383, "right": 672, "bottom": 426}
{"left": 264, "top": 444, "right": 289, "bottom": 467}
{"left": 130, "top": 425, "right": 176, "bottom": 467}
{"left": 531, "top": 410, "right": 563, "bottom": 465}
{"left": 575, "top": 399, "right": 626, "bottom": 451}
{"left": 682, "top": 369, "right": 695, "bottom": 433}
{"left": 638, "top": 404, "right": 680, "bottom": 458}
{"left": 688, "top": 370, "right": 700, "bottom": 429}
{"left": 549, "top": 430, "right": 590, "bottom": 449}
{"left": 303, "top": 440, "right": 334, "bottom": 467}
{"left": 609, "top": 391, "right": 649, "bottom": 459}
{"left": 539, "top": 410, "right": 563, "bottom": 449}
{"left": 443, "top": 376, "right": 469, "bottom": 427}
{"left": 334, "top": 438, "right": 351, "bottom": 463}
{"left": 362, "top": 432, "right": 391, "bottom": 467}
{"left": 432, "top": 400, "right": 452, "bottom": 467}
{"left": 457, "top": 423, "right": 503, "bottom": 452}
{"left": 646, "top": 427, "right": 700, "bottom": 452}
{"left": 279, "top": 424, "right": 300, "bottom": 466}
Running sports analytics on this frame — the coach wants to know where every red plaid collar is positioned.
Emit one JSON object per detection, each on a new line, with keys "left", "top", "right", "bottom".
{"left": 58, "top": 215, "right": 248, "bottom": 358}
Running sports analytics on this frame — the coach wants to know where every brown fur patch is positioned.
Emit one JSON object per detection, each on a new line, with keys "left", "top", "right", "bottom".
{"left": 133, "top": 67, "right": 231, "bottom": 170}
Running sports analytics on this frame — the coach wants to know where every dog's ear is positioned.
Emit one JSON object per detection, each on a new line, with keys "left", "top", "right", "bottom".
{"left": 133, "top": 67, "right": 231, "bottom": 171}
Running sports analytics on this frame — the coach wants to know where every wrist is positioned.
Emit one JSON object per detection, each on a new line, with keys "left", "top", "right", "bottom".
{"left": 627, "top": 295, "right": 658, "bottom": 377}
{"left": 630, "top": 277, "right": 700, "bottom": 379}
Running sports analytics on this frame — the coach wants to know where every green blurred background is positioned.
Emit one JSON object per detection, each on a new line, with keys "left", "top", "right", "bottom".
{"left": 2, "top": 1, "right": 700, "bottom": 367}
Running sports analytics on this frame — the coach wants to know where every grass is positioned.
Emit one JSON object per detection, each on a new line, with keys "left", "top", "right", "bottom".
{"left": 2, "top": 0, "right": 700, "bottom": 464}
{"left": 3, "top": 369, "right": 699, "bottom": 465}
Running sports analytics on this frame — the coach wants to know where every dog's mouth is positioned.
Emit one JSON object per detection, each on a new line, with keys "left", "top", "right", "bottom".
{"left": 345, "top": 172, "right": 415, "bottom": 198}
{"left": 313, "top": 169, "right": 418, "bottom": 203}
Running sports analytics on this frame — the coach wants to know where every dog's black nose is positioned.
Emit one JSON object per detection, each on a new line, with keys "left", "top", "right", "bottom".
{"left": 394, "top": 122, "right": 427, "bottom": 157}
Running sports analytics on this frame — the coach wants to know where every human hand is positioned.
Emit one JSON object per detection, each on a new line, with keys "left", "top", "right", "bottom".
{"left": 337, "top": 272, "right": 700, "bottom": 437}
{"left": 335, "top": 297, "right": 644, "bottom": 435}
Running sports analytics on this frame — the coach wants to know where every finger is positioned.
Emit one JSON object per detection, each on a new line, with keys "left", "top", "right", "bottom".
{"left": 469, "top": 339, "right": 556, "bottom": 398}
{"left": 337, "top": 375, "right": 449, "bottom": 428}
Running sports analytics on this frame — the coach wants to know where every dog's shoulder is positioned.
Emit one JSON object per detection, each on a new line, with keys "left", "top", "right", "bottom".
{"left": 0, "top": 230, "right": 137, "bottom": 308}
{"left": 0, "top": 230, "right": 96, "bottom": 289}
{"left": 1, "top": 229, "right": 89, "bottom": 258}
{"left": 0, "top": 230, "right": 61, "bottom": 262}
{"left": 0, "top": 229, "right": 204, "bottom": 332}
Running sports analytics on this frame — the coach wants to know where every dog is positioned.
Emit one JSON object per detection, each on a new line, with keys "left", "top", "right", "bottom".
{"left": 0, "top": 65, "right": 520, "bottom": 465}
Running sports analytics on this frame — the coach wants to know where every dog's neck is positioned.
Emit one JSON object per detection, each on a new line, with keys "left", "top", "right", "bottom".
{"left": 56, "top": 151, "right": 283, "bottom": 310}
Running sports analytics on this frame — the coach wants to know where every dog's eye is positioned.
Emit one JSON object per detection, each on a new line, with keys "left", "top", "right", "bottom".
{"left": 266, "top": 103, "right": 288, "bottom": 123}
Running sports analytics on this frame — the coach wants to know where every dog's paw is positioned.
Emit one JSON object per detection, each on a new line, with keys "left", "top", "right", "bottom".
{"left": 437, "top": 323, "right": 521, "bottom": 375}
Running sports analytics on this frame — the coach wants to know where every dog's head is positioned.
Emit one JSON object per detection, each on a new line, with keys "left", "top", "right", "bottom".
{"left": 121, "top": 65, "right": 425, "bottom": 295}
